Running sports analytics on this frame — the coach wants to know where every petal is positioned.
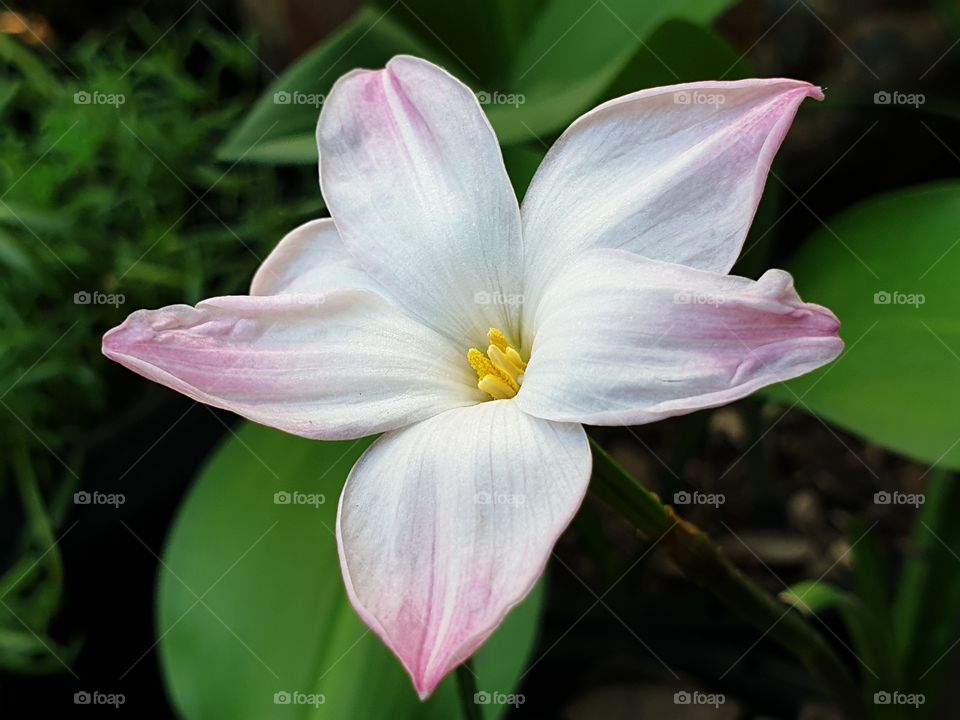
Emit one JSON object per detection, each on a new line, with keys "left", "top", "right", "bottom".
{"left": 337, "top": 400, "right": 590, "bottom": 697}
{"left": 519, "top": 79, "right": 822, "bottom": 341}
{"left": 102, "top": 292, "right": 482, "bottom": 440}
{"left": 250, "top": 218, "right": 382, "bottom": 297}
{"left": 317, "top": 55, "right": 524, "bottom": 347}
{"left": 516, "top": 249, "right": 842, "bottom": 425}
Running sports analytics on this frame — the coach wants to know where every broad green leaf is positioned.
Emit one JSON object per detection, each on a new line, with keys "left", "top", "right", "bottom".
{"left": 217, "top": 8, "right": 437, "bottom": 164}
{"left": 159, "top": 423, "right": 544, "bottom": 720}
{"left": 893, "top": 470, "right": 960, "bottom": 713}
{"left": 488, "top": 0, "right": 736, "bottom": 143}
{"left": 502, "top": 144, "right": 546, "bottom": 199}
{"left": 369, "top": 0, "right": 547, "bottom": 85}
{"left": 765, "top": 182, "right": 960, "bottom": 469}
{"left": 227, "top": 135, "right": 320, "bottom": 166}
{"left": 220, "top": 4, "right": 741, "bottom": 164}
{"left": 602, "top": 19, "right": 750, "bottom": 99}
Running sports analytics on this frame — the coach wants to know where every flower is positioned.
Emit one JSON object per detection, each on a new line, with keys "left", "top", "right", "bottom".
{"left": 102, "top": 55, "right": 842, "bottom": 697}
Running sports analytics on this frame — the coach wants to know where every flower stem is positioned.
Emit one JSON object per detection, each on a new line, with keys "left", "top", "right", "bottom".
{"left": 456, "top": 660, "right": 481, "bottom": 720}
{"left": 588, "top": 438, "right": 868, "bottom": 720}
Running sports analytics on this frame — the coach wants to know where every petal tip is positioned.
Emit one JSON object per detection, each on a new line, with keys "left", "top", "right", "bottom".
{"left": 801, "top": 300, "right": 842, "bottom": 339}
{"left": 101, "top": 311, "right": 149, "bottom": 360}
{"left": 789, "top": 81, "right": 824, "bottom": 102}
{"left": 413, "top": 674, "right": 439, "bottom": 701}
{"left": 411, "top": 658, "right": 471, "bottom": 701}
{"left": 824, "top": 309, "right": 842, "bottom": 336}
{"left": 774, "top": 79, "right": 823, "bottom": 102}
{"left": 384, "top": 54, "right": 419, "bottom": 72}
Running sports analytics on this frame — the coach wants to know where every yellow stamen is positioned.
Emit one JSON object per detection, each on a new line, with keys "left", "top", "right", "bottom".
{"left": 467, "top": 328, "right": 527, "bottom": 400}
{"left": 478, "top": 375, "right": 516, "bottom": 400}
{"left": 487, "top": 327, "right": 510, "bottom": 353}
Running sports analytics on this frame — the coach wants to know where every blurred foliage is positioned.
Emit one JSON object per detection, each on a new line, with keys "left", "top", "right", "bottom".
{"left": 783, "top": 471, "right": 960, "bottom": 719}
{"left": 0, "top": 439, "right": 78, "bottom": 672}
{"left": 0, "top": 16, "right": 319, "bottom": 672}
{"left": 159, "top": 422, "right": 544, "bottom": 719}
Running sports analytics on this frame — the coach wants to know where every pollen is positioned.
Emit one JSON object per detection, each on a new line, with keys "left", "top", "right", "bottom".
{"left": 468, "top": 328, "right": 527, "bottom": 400}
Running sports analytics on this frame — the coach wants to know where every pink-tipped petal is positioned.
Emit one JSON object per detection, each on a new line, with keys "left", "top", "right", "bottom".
{"left": 337, "top": 401, "right": 590, "bottom": 697}
{"left": 250, "top": 218, "right": 382, "bottom": 297}
{"left": 317, "top": 55, "right": 524, "bottom": 348}
{"left": 520, "top": 78, "right": 822, "bottom": 346}
{"left": 516, "top": 249, "right": 842, "bottom": 425}
{"left": 102, "top": 291, "right": 482, "bottom": 440}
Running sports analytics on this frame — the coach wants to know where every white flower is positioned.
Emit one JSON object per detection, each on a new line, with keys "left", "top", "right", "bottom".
{"left": 103, "top": 56, "right": 841, "bottom": 697}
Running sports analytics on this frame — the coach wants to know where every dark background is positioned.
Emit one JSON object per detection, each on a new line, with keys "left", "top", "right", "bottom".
{"left": 1, "top": 0, "right": 958, "bottom": 717}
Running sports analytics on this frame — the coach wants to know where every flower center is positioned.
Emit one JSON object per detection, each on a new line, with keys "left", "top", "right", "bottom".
{"left": 467, "top": 328, "right": 527, "bottom": 400}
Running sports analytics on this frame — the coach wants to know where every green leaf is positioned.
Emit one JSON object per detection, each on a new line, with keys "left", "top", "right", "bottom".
{"left": 158, "top": 423, "right": 544, "bottom": 720}
{"left": 765, "top": 182, "right": 960, "bottom": 469}
{"left": 0, "top": 79, "right": 21, "bottom": 114}
{"left": 0, "top": 228, "right": 37, "bottom": 280}
{"left": 217, "top": 8, "right": 437, "bottom": 165}
{"left": 892, "top": 470, "right": 960, "bottom": 711}
{"left": 780, "top": 580, "right": 894, "bottom": 703}
{"left": 226, "top": 135, "right": 320, "bottom": 166}
{"left": 501, "top": 144, "right": 546, "bottom": 200}
{"left": 846, "top": 518, "right": 900, "bottom": 704}
{"left": 603, "top": 19, "right": 750, "bottom": 98}
{"left": 368, "top": 0, "right": 547, "bottom": 85}
{"left": 0, "top": 202, "right": 71, "bottom": 233}
{"left": 848, "top": 518, "right": 891, "bottom": 622}
{"left": 780, "top": 580, "right": 860, "bottom": 617}
{"left": 0, "top": 35, "right": 59, "bottom": 95}
{"left": 488, "top": 0, "right": 737, "bottom": 144}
